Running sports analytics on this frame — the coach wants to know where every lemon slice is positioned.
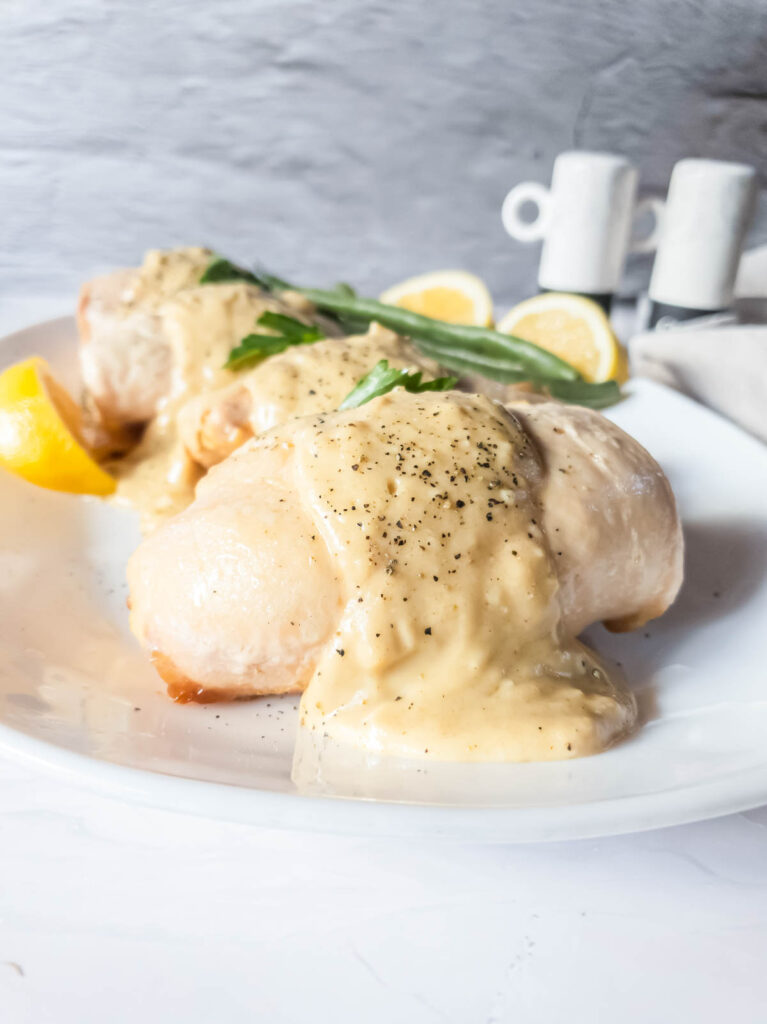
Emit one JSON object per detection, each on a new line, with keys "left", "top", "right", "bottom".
{"left": 0, "top": 357, "right": 116, "bottom": 495}
{"left": 496, "top": 293, "right": 628, "bottom": 383}
{"left": 380, "top": 270, "right": 494, "bottom": 326}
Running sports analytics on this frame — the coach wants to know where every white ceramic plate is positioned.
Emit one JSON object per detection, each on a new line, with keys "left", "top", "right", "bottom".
{"left": 1, "top": 316, "right": 766, "bottom": 842}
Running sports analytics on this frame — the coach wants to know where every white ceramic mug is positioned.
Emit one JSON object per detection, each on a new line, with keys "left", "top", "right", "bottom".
{"left": 648, "top": 158, "right": 757, "bottom": 313}
{"left": 502, "top": 151, "right": 663, "bottom": 295}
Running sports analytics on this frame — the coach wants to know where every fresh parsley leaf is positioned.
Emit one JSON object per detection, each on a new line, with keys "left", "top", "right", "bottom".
{"left": 224, "top": 312, "right": 325, "bottom": 370}
{"left": 339, "top": 360, "right": 458, "bottom": 410}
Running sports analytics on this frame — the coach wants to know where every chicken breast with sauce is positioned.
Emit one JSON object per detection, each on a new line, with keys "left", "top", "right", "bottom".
{"left": 127, "top": 389, "right": 683, "bottom": 762}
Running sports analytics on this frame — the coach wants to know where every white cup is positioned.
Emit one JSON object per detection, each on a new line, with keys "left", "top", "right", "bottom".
{"left": 648, "top": 158, "right": 757, "bottom": 312}
{"left": 502, "top": 151, "right": 663, "bottom": 295}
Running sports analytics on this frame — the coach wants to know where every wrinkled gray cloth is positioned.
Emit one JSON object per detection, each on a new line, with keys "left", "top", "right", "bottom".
{"left": 630, "top": 326, "right": 767, "bottom": 444}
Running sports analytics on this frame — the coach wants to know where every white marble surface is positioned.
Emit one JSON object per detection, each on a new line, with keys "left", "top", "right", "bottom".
{"left": 2, "top": 299, "right": 767, "bottom": 1023}
{"left": 3, "top": 757, "right": 767, "bottom": 1023}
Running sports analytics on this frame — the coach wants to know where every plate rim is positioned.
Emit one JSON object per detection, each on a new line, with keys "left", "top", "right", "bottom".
{"left": 3, "top": 718, "right": 767, "bottom": 842}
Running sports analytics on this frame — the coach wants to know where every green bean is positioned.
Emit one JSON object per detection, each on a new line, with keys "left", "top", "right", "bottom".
{"left": 413, "top": 340, "right": 534, "bottom": 384}
{"left": 417, "top": 340, "right": 621, "bottom": 408}
{"left": 539, "top": 378, "right": 622, "bottom": 409}
{"left": 298, "top": 288, "right": 579, "bottom": 382}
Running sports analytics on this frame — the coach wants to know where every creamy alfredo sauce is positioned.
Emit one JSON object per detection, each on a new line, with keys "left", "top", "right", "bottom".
{"left": 293, "top": 389, "right": 636, "bottom": 762}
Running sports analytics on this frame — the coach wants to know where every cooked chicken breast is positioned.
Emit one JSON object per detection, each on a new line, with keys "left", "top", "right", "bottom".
{"left": 78, "top": 247, "right": 338, "bottom": 529}
{"left": 78, "top": 246, "right": 324, "bottom": 428}
{"left": 127, "top": 389, "right": 682, "bottom": 760}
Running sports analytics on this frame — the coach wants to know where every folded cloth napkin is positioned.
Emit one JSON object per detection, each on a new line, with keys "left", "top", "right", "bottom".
{"left": 630, "top": 325, "right": 767, "bottom": 444}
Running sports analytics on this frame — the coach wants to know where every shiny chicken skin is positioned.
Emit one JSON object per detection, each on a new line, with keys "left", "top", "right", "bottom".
{"left": 508, "top": 399, "right": 682, "bottom": 635}
{"left": 127, "top": 390, "right": 682, "bottom": 748}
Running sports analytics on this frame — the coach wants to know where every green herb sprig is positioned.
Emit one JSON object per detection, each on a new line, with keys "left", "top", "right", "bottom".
{"left": 339, "top": 360, "right": 458, "bottom": 410}
{"left": 224, "top": 312, "right": 325, "bottom": 370}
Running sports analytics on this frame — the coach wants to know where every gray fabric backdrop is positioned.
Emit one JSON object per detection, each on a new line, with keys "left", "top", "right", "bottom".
{"left": 2, "top": 0, "right": 766, "bottom": 306}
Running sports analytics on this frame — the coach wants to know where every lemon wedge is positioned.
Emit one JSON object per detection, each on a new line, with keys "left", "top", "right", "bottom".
{"left": 496, "top": 293, "right": 628, "bottom": 383}
{"left": 380, "top": 270, "right": 494, "bottom": 327}
{"left": 0, "top": 357, "right": 115, "bottom": 495}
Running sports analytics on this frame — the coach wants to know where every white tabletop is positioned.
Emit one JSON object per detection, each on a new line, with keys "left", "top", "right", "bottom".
{"left": 2, "top": 298, "right": 767, "bottom": 1024}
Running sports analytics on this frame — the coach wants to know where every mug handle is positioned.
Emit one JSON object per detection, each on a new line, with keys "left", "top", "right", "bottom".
{"left": 501, "top": 182, "right": 552, "bottom": 242}
{"left": 630, "top": 196, "right": 665, "bottom": 254}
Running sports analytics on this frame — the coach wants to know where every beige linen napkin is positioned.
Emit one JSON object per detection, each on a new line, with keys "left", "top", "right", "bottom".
{"left": 630, "top": 325, "right": 767, "bottom": 444}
